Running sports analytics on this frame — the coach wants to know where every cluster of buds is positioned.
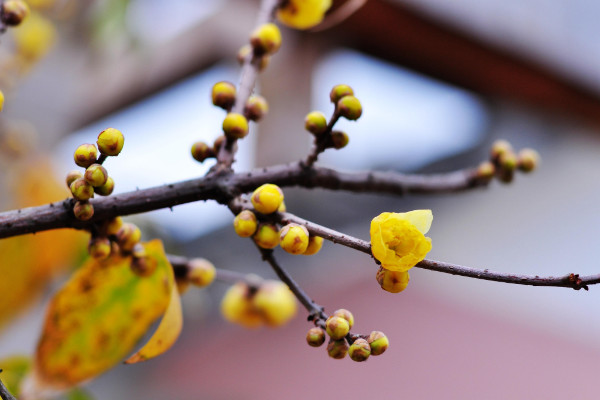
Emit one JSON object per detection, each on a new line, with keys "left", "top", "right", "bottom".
{"left": 305, "top": 84, "right": 363, "bottom": 153}
{"left": 306, "top": 308, "right": 389, "bottom": 362}
{"left": 191, "top": 23, "right": 280, "bottom": 164}
{"left": 476, "top": 139, "right": 540, "bottom": 184}
{"left": 232, "top": 183, "right": 324, "bottom": 255}
{"left": 221, "top": 279, "right": 297, "bottom": 328}
{"left": 173, "top": 258, "right": 217, "bottom": 294}
{"left": 68, "top": 128, "right": 123, "bottom": 221}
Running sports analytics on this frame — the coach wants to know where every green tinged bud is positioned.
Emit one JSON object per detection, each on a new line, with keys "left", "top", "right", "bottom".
{"left": 94, "top": 176, "right": 115, "bottom": 196}
{"left": 330, "top": 84, "right": 354, "bottom": 104}
{"left": 325, "top": 316, "right": 350, "bottom": 340}
{"left": 348, "top": 338, "right": 371, "bottom": 362}
{"left": 304, "top": 111, "right": 328, "bottom": 135}
{"left": 518, "top": 148, "right": 540, "bottom": 173}
{"left": 73, "top": 201, "right": 94, "bottom": 221}
{"left": 330, "top": 131, "right": 349, "bottom": 149}
{"left": 73, "top": 143, "right": 98, "bottom": 168}
{"left": 244, "top": 95, "right": 269, "bottom": 121}
{"left": 337, "top": 95, "right": 362, "bottom": 120}
{"left": 88, "top": 237, "right": 111, "bottom": 260}
{"left": 65, "top": 170, "right": 83, "bottom": 188}
{"left": 97, "top": 128, "right": 124, "bottom": 156}
{"left": 367, "top": 331, "right": 389, "bottom": 356}
{"left": 327, "top": 339, "right": 349, "bottom": 359}
{"left": 191, "top": 141, "right": 214, "bottom": 163}
{"left": 306, "top": 327, "right": 326, "bottom": 347}
{"left": 70, "top": 178, "right": 94, "bottom": 201}
{"left": 84, "top": 163, "right": 109, "bottom": 187}
{"left": 332, "top": 309, "right": 354, "bottom": 329}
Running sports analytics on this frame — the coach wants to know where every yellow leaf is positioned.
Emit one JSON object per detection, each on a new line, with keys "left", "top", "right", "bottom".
{"left": 31, "top": 240, "right": 173, "bottom": 391}
{"left": 125, "top": 281, "right": 182, "bottom": 364}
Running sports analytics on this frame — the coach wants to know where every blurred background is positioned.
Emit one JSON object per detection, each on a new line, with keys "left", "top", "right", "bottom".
{"left": 1, "top": 0, "right": 600, "bottom": 398}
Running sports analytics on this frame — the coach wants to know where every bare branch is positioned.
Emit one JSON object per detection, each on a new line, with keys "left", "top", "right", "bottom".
{"left": 0, "top": 163, "right": 484, "bottom": 239}
{"left": 167, "top": 254, "right": 263, "bottom": 288}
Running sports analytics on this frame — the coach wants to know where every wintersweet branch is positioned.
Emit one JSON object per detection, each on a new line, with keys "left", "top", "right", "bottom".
{"left": 277, "top": 212, "right": 600, "bottom": 290}
{"left": 167, "top": 254, "right": 263, "bottom": 287}
{"left": 0, "top": 163, "right": 483, "bottom": 239}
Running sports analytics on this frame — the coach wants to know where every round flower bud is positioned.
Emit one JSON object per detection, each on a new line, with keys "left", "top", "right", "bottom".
{"left": 304, "top": 111, "right": 328, "bottom": 135}
{"left": 211, "top": 81, "right": 236, "bottom": 110}
{"left": 367, "top": 331, "right": 389, "bottom": 356}
{"left": 221, "top": 282, "right": 263, "bottom": 328}
{"left": 348, "top": 338, "right": 371, "bottom": 362}
{"left": 222, "top": 113, "right": 249, "bottom": 139}
{"left": 476, "top": 161, "right": 495, "bottom": 182}
{"left": 253, "top": 223, "right": 280, "bottom": 249}
{"left": 306, "top": 327, "right": 326, "bottom": 347}
{"left": 0, "top": 90, "right": 5, "bottom": 112}
{"left": 330, "top": 84, "right": 354, "bottom": 104}
{"left": 65, "top": 170, "right": 83, "bottom": 188}
{"left": 88, "top": 237, "right": 111, "bottom": 260}
{"left": 337, "top": 95, "right": 362, "bottom": 120}
{"left": 1, "top": 0, "right": 29, "bottom": 26}
{"left": 250, "top": 23, "right": 282, "bottom": 55}
{"left": 303, "top": 235, "right": 324, "bottom": 256}
{"left": 325, "top": 316, "right": 350, "bottom": 340}
{"left": 251, "top": 183, "right": 284, "bottom": 214}
{"left": 327, "top": 339, "right": 349, "bottom": 360}
{"left": 279, "top": 223, "right": 309, "bottom": 255}
{"left": 244, "top": 95, "right": 269, "bottom": 121}
{"left": 518, "top": 148, "right": 540, "bottom": 173}
{"left": 84, "top": 163, "right": 108, "bottom": 187}
{"left": 213, "top": 135, "right": 226, "bottom": 153}
{"left": 131, "top": 255, "right": 158, "bottom": 277}
{"left": 499, "top": 150, "right": 517, "bottom": 172}
{"left": 490, "top": 139, "right": 512, "bottom": 162}
{"left": 73, "top": 201, "right": 94, "bottom": 221}
{"left": 330, "top": 131, "right": 349, "bottom": 149}
{"left": 376, "top": 266, "right": 409, "bottom": 293}
{"left": 97, "top": 128, "right": 124, "bottom": 156}
{"left": 252, "top": 280, "right": 297, "bottom": 327}
{"left": 233, "top": 210, "right": 258, "bottom": 237}
{"left": 116, "top": 223, "right": 141, "bottom": 252}
{"left": 187, "top": 258, "right": 216, "bottom": 287}
{"left": 332, "top": 309, "right": 354, "bottom": 329}
{"left": 104, "top": 216, "right": 123, "bottom": 236}
{"left": 94, "top": 176, "right": 115, "bottom": 196}
{"left": 73, "top": 143, "right": 98, "bottom": 168}
{"left": 191, "top": 141, "right": 213, "bottom": 163}
{"left": 70, "top": 178, "right": 94, "bottom": 201}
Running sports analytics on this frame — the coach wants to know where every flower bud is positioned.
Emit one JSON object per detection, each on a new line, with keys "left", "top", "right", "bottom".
{"left": 348, "top": 338, "right": 371, "bottom": 362}
{"left": 131, "top": 243, "right": 147, "bottom": 258}
{"left": 221, "top": 282, "right": 263, "bottom": 328}
{"left": 94, "top": 176, "right": 115, "bottom": 196}
{"left": 330, "top": 131, "right": 349, "bottom": 149}
{"left": 88, "top": 237, "right": 111, "bottom": 260}
{"left": 222, "top": 112, "right": 249, "bottom": 139}
{"left": 499, "top": 150, "right": 517, "bottom": 172}
{"left": 476, "top": 161, "right": 495, "bottom": 182}
{"left": 233, "top": 210, "right": 258, "bottom": 237}
{"left": 131, "top": 255, "right": 157, "bottom": 277}
{"left": 303, "top": 235, "right": 323, "bottom": 256}
{"left": 104, "top": 216, "right": 123, "bottom": 236}
{"left": 211, "top": 81, "right": 236, "bottom": 110}
{"left": 252, "top": 280, "right": 297, "bottom": 327}
{"left": 116, "top": 222, "right": 141, "bottom": 252}
{"left": 304, "top": 111, "right": 328, "bottom": 135}
{"left": 332, "top": 309, "right": 354, "bottom": 329}
{"left": 84, "top": 163, "right": 108, "bottom": 187}
{"left": 187, "top": 258, "right": 216, "bottom": 287}
{"left": 490, "top": 139, "right": 512, "bottom": 162}
{"left": 327, "top": 339, "right": 349, "bottom": 359}
{"left": 306, "top": 327, "right": 326, "bottom": 347}
{"left": 376, "top": 266, "right": 409, "bottom": 293}
{"left": 191, "top": 141, "right": 214, "bottom": 163}
{"left": 244, "top": 95, "right": 269, "bottom": 121}
{"left": 325, "top": 316, "right": 350, "bottom": 340}
{"left": 65, "top": 170, "right": 83, "bottom": 188}
{"left": 73, "top": 201, "right": 94, "bottom": 221}
{"left": 253, "top": 223, "right": 280, "bottom": 249}
{"left": 73, "top": 143, "right": 98, "bottom": 168}
{"left": 250, "top": 23, "right": 282, "bottom": 55}
{"left": 97, "top": 128, "right": 124, "bottom": 156}
{"left": 279, "top": 223, "right": 309, "bottom": 255}
{"left": 213, "top": 135, "right": 226, "bottom": 153}
{"left": 518, "top": 148, "right": 540, "bottom": 173}
{"left": 330, "top": 84, "right": 354, "bottom": 104}
{"left": 337, "top": 95, "right": 362, "bottom": 120}
{"left": 70, "top": 178, "right": 94, "bottom": 201}
{"left": 251, "top": 183, "right": 284, "bottom": 214}
{"left": 1, "top": 0, "right": 29, "bottom": 26}
{"left": 367, "top": 331, "right": 389, "bottom": 356}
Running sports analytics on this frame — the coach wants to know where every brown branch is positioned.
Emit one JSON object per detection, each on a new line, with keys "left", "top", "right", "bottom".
{"left": 277, "top": 212, "right": 600, "bottom": 291}
{"left": 215, "top": 0, "right": 280, "bottom": 170}
{"left": 0, "top": 371, "right": 16, "bottom": 400}
{"left": 0, "top": 163, "right": 483, "bottom": 239}
{"left": 302, "top": 110, "right": 340, "bottom": 168}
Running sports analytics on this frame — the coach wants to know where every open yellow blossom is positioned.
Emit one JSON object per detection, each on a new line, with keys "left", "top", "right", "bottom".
{"left": 370, "top": 210, "right": 433, "bottom": 272}
{"left": 277, "top": 0, "right": 332, "bottom": 30}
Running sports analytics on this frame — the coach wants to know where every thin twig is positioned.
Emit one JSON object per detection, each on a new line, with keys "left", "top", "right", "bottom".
{"left": 167, "top": 254, "right": 263, "bottom": 287}
{"left": 0, "top": 163, "right": 483, "bottom": 238}
{"left": 277, "top": 212, "right": 600, "bottom": 290}
{"left": 0, "top": 371, "right": 17, "bottom": 400}
{"left": 302, "top": 109, "right": 340, "bottom": 168}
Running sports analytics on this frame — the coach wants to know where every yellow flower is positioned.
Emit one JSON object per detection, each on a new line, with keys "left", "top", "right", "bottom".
{"left": 370, "top": 210, "right": 433, "bottom": 272}
{"left": 276, "top": 0, "right": 332, "bottom": 30}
